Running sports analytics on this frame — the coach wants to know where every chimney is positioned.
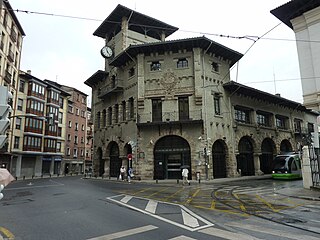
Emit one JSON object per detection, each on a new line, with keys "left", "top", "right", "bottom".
{"left": 27, "top": 70, "right": 31, "bottom": 74}
{"left": 275, "top": 93, "right": 281, "bottom": 97}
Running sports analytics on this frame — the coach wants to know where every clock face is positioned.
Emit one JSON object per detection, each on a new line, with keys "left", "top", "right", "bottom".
{"left": 101, "top": 46, "right": 113, "bottom": 58}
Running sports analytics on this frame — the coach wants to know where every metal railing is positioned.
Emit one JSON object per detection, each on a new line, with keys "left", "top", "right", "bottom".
{"left": 137, "top": 110, "right": 202, "bottom": 123}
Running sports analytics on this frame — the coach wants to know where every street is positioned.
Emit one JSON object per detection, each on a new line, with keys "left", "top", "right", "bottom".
{"left": 0, "top": 176, "right": 320, "bottom": 240}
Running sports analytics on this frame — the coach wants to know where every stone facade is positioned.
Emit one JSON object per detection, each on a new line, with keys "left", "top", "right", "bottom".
{"left": 86, "top": 4, "right": 318, "bottom": 180}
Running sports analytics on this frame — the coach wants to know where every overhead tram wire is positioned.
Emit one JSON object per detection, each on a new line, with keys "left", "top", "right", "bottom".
{"left": 6, "top": 7, "right": 320, "bottom": 44}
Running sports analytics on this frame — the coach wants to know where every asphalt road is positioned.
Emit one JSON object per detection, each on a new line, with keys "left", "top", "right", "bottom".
{"left": 1, "top": 176, "right": 320, "bottom": 240}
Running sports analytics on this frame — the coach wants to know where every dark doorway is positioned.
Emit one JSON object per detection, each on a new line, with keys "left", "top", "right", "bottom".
{"left": 212, "top": 140, "right": 227, "bottom": 178}
{"left": 154, "top": 135, "right": 191, "bottom": 180}
{"left": 260, "top": 138, "right": 275, "bottom": 174}
{"left": 237, "top": 137, "right": 254, "bottom": 176}
{"left": 109, "top": 142, "right": 121, "bottom": 177}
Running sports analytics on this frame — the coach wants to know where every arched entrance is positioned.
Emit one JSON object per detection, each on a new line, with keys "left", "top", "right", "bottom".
{"left": 96, "top": 147, "right": 104, "bottom": 177}
{"left": 237, "top": 136, "right": 254, "bottom": 176}
{"left": 212, "top": 140, "right": 227, "bottom": 178}
{"left": 124, "top": 143, "right": 133, "bottom": 168}
{"left": 280, "top": 139, "right": 293, "bottom": 152}
{"left": 154, "top": 135, "right": 191, "bottom": 180}
{"left": 109, "top": 142, "right": 121, "bottom": 177}
{"left": 260, "top": 138, "right": 276, "bottom": 174}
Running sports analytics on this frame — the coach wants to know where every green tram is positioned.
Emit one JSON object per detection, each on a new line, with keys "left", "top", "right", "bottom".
{"left": 271, "top": 152, "right": 302, "bottom": 180}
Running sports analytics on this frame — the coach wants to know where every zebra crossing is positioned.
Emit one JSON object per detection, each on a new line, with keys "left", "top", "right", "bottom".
{"left": 106, "top": 194, "right": 213, "bottom": 231}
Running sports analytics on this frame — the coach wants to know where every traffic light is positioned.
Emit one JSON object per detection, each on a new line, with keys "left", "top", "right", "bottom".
{"left": 0, "top": 184, "right": 4, "bottom": 200}
{"left": 0, "top": 86, "right": 12, "bottom": 148}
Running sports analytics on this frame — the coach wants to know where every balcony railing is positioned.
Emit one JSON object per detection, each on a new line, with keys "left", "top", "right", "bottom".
{"left": 98, "top": 78, "right": 123, "bottom": 98}
{"left": 137, "top": 110, "right": 203, "bottom": 125}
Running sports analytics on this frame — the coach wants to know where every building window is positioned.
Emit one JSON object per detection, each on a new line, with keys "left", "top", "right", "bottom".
{"left": 122, "top": 101, "right": 126, "bottom": 121}
{"left": 81, "top": 137, "right": 84, "bottom": 143}
{"left": 74, "top": 136, "right": 78, "bottom": 144}
{"left": 177, "top": 58, "right": 188, "bottom": 68}
{"left": 15, "top": 117, "right": 21, "bottom": 129}
{"left": 19, "top": 80, "right": 25, "bottom": 92}
{"left": 128, "top": 67, "right": 135, "bottom": 77}
{"left": 68, "top": 105, "right": 73, "bottom": 113}
{"left": 58, "top": 127, "right": 62, "bottom": 137}
{"left": 73, "top": 148, "right": 78, "bottom": 158}
{"left": 235, "top": 107, "right": 250, "bottom": 124}
{"left": 58, "top": 112, "right": 63, "bottom": 124}
{"left": 152, "top": 99, "right": 162, "bottom": 122}
{"left": 294, "top": 119, "right": 302, "bottom": 133}
{"left": 129, "top": 97, "right": 134, "bottom": 119}
{"left": 213, "top": 96, "right": 221, "bottom": 115}
{"left": 67, "top": 134, "right": 71, "bottom": 141}
{"left": 178, "top": 96, "right": 189, "bottom": 120}
{"left": 56, "top": 142, "right": 61, "bottom": 152}
{"left": 75, "top": 122, "right": 78, "bottom": 131}
{"left": 150, "top": 61, "right": 161, "bottom": 71}
{"left": 257, "top": 111, "right": 271, "bottom": 127}
{"left": 114, "top": 104, "right": 119, "bottom": 123}
{"left": 76, "top": 108, "right": 79, "bottom": 116}
{"left": 81, "top": 110, "right": 85, "bottom": 118}
{"left": 108, "top": 107, "right": 112, "bottom": 125}
{"left": 67, "top": 147, "right": 70, "bottom": 156}
{"left": 308, "top": 123, "right": 314, "bottom": 133}
{"left": 81, "top": 149, "right": 84, "bottom": 157}
{"left": 17, "top": 98, "right": 23, "bottom": 111}
{"left": 14, "top": 136, "right": 19, "bottom": 149}
{"left": 68, "top": 121, "right": 72, "bottom": 128}
{"left": 59, "top": 97, "right": 64, "bottom": 108}
{"left": 276, "top": 115, "right": 287, "bottom": 129}
{"left": 82, "top": 124, "right": 85, "bottom": 131}
{"left": 97, "top": 112, "right": 101, "bottom": 129}
{"left": 212, "top": 62, "right": 219, "bottom": 72}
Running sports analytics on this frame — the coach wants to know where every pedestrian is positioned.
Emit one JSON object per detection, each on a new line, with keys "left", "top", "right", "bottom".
{"left": 120, "top": 166, "right": 126, "bottom": 181}
{"left": 128, "top": 167, "right": 134, "bottom": 182}
{"left": 182, "top": 167, "right": 190, "bottom": 185}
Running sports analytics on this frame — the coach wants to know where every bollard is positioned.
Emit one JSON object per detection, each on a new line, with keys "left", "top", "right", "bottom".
{"left": 15, "top": 176, "right": 17, "bottom": 181}
{"left": 177, "top": 179, "right": 179, "bottom": 184}
{"left": 49, "top": 174, "right": 51, "bottom": 178}
{"left": 23, "top": 176, "right": 25, "bottom": 180}
{"left": 156, "top": 179, "right": 158, "bottom": 184}
{"left": 198, "top": 179, "right": 201, "bottom": 184}
{"left": 32, "top": 175, "right": 34, "bottom": 179}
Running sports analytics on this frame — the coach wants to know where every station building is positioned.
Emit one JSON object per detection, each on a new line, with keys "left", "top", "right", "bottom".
{"left": 85, "top": 4, "right": 318, "bottom": 180}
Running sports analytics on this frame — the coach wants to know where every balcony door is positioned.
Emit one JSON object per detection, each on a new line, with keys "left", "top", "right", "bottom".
{"left": 152, "top": 99, "right": 162, "bottom": 122}
{"left": 178, "top": 96, "right": 189, "bottom": 120}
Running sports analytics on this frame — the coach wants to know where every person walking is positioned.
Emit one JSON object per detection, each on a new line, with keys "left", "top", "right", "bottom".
{"left": 120, "top": 166, "right": 126, "bottom": 181}
{"left": 182, "top": 167, "right": 190, "bottom": 185}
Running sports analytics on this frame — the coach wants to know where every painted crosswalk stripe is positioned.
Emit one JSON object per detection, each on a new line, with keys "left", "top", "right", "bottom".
{"left": 145, "top": 200, "right": 158, "bottom": 214}
{"left": 87, "top": 225, "right": 158, "bottom": 240}
{"left": 169, "top": 235, "right": 196, "bottom": 240}
{"left": 181, "top": 209, "right": 199, "bottom": 228}
{"left": 120, "top": 195, "right": 132, "bottom": 203}
{"left": 199, "top": 227, "right": 262, "bottom": 240}
{"left": 227, "top": 222, "right": 320, "bottom": 240}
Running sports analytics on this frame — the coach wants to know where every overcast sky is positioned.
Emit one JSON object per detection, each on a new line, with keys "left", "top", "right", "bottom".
{"left": 9, "top": 0, "right": 301, "bottom": 106}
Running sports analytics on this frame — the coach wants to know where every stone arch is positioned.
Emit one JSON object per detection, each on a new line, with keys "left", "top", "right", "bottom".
{"left": 107, "top": 141, "right": 121, "bottom": 177}
{"left": 154, "top": 135, "right": 191, "bottom": 180}
{"left": 237, "top": 136, "right": 255, "bottom": 176}
{"left": 212, "top": 140, "right": 227, "bottom": 178}
{"left": 280, "top": 139, "right": 293, "bottom": 152}
{"left": 260, "top": 138, "right": 276, "bottom": 174}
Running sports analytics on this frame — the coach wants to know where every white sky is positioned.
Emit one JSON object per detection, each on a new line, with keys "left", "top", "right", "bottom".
{"left": 9, "top": 0, "right": 302, "bottom": 106}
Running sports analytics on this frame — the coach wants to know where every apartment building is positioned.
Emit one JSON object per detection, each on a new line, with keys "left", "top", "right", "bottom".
{"left": 85, "top": 5, "right": 318, "bottom": 180}
{"left": 9, "top": 71, "right": 69, "bottom": 177}
{"left": 0, "top": 0, "right": 25, "bottom": 167}
{"left": 85, "top": 107, "right": 93, "bottom": 173}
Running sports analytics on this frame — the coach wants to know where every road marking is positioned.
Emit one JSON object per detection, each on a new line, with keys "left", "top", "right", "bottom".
{"left": 107, "top": 195, "right": 214, "bottom": 231}
{"left": 181, "top": 209, "right": 199, "bottom": 228}
{"left": 169, "top": 235, "right": 196, "bottom": 240}
{"left": 227, "top": 222, "right": 320, "bottom": 240}
{"left": 120, "top": 195, "right": 132, "bottom": 203}
{"left": 0, "top": 227, "right": 15, "bottom": 239}
{"left": 199, "top": 227, "right": 262, "bottom": 240}
{"left": 145, "top": 200, "right": 158, "bottom": 214}
{"left": 87, "top": 225, "right": 158, "bottom": 240}
{"left": 5, "top": 180, "right": 64, "bottom": 191}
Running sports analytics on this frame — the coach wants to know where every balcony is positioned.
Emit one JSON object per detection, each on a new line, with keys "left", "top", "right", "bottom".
{"left": 98, "top": 78, "right": 123, "bottom": 98}
{"left": 137, "top": 110, "right": 203, "bottom": 127}
{"left": 44, "top": 147, "right": 56, "bottom": 153}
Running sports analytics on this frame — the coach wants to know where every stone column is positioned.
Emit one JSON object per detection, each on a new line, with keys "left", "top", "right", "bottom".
{"left": 34, "top": 156, "right": 42, "bottom": 177}
{"left": 15, "top": 155, "right": 22, "bottom": 177}
{"left": 302, "top": 146, "right": 313, "bottom": 189}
